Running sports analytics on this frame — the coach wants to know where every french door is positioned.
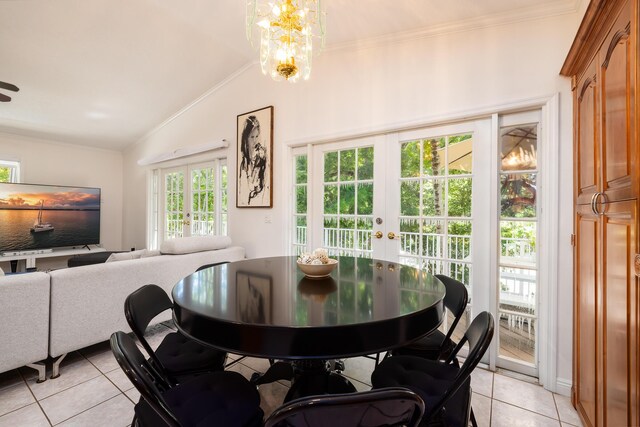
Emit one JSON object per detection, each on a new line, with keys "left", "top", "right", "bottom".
{"left": 299, "top": 115, "right": 545, "bottom": 377}
{"left": 160, "top": 160, "right": 227, "bottom": 243}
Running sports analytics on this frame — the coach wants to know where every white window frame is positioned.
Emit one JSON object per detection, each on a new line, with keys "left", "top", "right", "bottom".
{"left": 147, "top": 158, "right": 228, "bottom": 250}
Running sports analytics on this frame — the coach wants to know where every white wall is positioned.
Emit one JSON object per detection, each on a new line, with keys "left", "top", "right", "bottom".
{"left": 0, "top": 132, "right": 123, "bottom": 269}
{"left": 123, "top": 12, "right": 579, "bottom": 391}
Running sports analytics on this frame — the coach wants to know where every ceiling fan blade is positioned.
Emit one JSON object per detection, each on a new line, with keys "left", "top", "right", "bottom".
{"left": 0, "top": 93, "right": 11, "bottom": 102}
{"left": 0, "top": 81, "right": 19, "bottom": 92}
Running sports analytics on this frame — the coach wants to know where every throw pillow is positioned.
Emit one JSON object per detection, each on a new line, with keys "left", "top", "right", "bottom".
{"left": 160, "top": 235, "right": 232, "bottom": 255}
{"left": 105, "top": 249, "right": 148, "bottom": 263}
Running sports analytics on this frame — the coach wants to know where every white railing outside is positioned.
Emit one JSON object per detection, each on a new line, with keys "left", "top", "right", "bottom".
{"left": 295, "top": 226, "right": 307, "bottom": 245}
{"left": 501, "top": 237, "right": 535, "bottom": 260}
{"left": 323, "top": 227, "right": 372, "bottom": 253}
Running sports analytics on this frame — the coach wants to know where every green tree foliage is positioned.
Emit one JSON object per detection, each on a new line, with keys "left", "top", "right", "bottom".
{"left": 0, "top": 167, "right": 9, "bottom": 182}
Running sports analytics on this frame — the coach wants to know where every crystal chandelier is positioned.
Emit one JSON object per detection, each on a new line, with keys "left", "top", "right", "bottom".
{"left": 246, "top": 0, "right": 326, "bottom": 82}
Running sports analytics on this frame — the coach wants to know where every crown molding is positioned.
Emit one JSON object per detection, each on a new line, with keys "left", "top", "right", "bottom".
{"left": 326, "top": 0, "right": 578, "bottom": 53}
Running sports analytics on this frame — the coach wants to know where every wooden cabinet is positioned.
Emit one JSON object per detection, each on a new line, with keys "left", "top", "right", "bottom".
{"left": 561, "top": 0, "right": 639, "bottom": 426}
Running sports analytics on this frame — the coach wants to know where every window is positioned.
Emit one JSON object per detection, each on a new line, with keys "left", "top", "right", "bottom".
{"left": 0, "top": 160, "right": 20, "bottom": 183}
{"left": 149, "top": 159, "right": 227, "bottom": 249}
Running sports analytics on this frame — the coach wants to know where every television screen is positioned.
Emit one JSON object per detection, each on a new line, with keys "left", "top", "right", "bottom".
{"left": 0, "top": 183, "right": 101, "bottom": 253}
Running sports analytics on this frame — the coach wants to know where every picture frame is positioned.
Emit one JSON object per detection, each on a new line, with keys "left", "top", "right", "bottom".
{"left": 236, "top": 271, "right": 272, "bottom": 323}
{"left": 236, "top": 106, "right": 274, "bottom": 208}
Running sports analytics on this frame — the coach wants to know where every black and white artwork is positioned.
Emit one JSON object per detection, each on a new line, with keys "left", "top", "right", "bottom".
{"left": 237, "top": 106, "right": 273, "bottom": 208}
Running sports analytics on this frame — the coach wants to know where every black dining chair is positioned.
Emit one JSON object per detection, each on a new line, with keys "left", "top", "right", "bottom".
{"left": 264, "top": 387, "right": 425, "bottom": 427}
{"left": 125, "top": 284, "right": 227, "bottom": 385}
{"left": 392, "top": 274, "right": 469, "bottom": 361}
{"left": 371, "top": 311, "right": 494, "bottom": 427}
{"left": 110, "top": 331, "right": 264, "bottom": 427}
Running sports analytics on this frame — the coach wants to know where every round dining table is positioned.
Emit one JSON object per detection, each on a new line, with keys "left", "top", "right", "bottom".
{"left": 172, "top": 255, "right": 445, "bottom": 400}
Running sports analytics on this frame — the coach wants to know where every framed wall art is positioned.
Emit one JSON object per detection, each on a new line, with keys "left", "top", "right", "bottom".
{"left": 237, "top": 106, "right": 273, "bottom": 208}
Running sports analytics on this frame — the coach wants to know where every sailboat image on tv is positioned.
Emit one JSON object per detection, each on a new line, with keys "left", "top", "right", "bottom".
{"left": 30, "top": 199, "right": 54, "bottom": 233}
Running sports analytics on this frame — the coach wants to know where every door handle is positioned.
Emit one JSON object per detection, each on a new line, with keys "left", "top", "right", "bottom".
{"left": 183, "top": 219, "right": 191, "bottom": 226}
{"left": 388, "top": 232, "right": 399, "bottom": 240}
{"left": 374, "top": 231, "right": 383, "bottom": 239}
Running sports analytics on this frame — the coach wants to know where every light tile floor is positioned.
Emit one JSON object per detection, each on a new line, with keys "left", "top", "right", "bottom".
{"left": 0, "top": 322, "right": 583, "bottom": 427}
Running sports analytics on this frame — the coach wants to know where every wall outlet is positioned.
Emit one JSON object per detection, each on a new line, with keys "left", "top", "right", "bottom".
{"left": 264, "top": 215, "right": 272, "bottom": 224}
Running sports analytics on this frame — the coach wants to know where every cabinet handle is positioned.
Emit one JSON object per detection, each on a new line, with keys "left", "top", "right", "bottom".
{"left": 594, "top": 192, "right": 607, "bottom": 216}
{"left": 590, "top": 192, "right": 599, "bottom": 215}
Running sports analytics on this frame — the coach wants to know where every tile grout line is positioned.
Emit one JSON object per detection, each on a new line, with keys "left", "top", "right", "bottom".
{"left": 19, "top": 364, "right": 54, "bottom": 427}
{"left": 489, "top": 372, "right": 494, "bottom": 426}
{"left": 52, "top": 393, "right": 125, "bottom": 426}
{"left": 32, "top": 350, "right": 121, "bottom": 425}
{"left": 552, "top": 392, "right": 562, "bottom": 425}
{"left": 491, "top": 397, "right": 562, "bottom": 422}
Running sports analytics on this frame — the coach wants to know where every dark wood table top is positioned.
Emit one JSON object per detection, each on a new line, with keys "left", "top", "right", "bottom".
{"left": 172, "top": 256, "right": 445, "bottom": 359}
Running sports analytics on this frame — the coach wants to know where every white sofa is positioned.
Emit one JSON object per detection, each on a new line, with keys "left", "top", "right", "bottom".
{"left": 0, "top": 242, "right": 245, "bottom": 380}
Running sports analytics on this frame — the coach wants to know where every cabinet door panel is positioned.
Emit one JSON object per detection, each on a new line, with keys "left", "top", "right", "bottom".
{"left": 576, "top": 61, "right": 599, "bottom": 206}
{"left": 600, "top": 5, "right": 633, "bottom": 201}
{"left": 575, "top": 205, "right": 599, "bottom": 426}
{"left": 602, "top": 199, "right": 636, "bottom": 426}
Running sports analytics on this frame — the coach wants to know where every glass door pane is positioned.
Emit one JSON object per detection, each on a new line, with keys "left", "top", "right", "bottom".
{"left": 190, "top": 166, "right": 216, "bottom": 236}
{"left": 293, "top": 152, "right": 308, "bottom": 255}
{"left": 498, "top": 123, "right": 539, "bottom": 372}
{"left": 398, "top": 134, "right": 473, "bottom": 306}
{"left": 163, "top": 170, "right": 185, "bottom": 240}
{"left": 322, "top": 146, "right": 375, "bottom": 257}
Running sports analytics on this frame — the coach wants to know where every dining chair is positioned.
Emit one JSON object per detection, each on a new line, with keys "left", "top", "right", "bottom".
{"left": 263, "top": 387, "right": 425, "bottom": 427}
{"left": 371, "top": 311, "right": 494, "bottom": 427}
{"left": 391, "top": 274, "right": 469, "bottom": 361}
{"left": 124, "top": 284, "right": 227, "bottom": 385}
{"left": 110, "top": 331, "right": 264, "bottom": 427}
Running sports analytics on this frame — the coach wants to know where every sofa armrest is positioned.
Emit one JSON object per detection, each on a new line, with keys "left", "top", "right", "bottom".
{"left": 0, "top": 273, "right": 50, "bottom": 374}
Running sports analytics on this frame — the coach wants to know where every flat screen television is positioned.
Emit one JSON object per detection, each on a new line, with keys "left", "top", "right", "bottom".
{"left": 0, "top": 182, "right": 101, "bottom": 253}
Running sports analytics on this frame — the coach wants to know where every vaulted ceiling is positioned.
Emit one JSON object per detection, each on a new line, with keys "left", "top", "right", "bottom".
{"left": 0, "top": 0, "right": 578, "bottom": 150}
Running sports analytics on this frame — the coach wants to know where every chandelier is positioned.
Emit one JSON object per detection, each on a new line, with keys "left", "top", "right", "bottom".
{"left": 246, "top": 0, "right": 326, "bottom": 82}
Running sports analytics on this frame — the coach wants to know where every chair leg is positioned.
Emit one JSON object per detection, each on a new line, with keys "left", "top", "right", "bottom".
{"left": 470, "top": 407, "right": 478, "bottom": 427}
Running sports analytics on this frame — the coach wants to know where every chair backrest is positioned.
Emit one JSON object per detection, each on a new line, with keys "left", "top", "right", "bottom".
{"left": 431, "top": 311, "right": 494, "bottom": 421}
{"left": 264, "top": 387, "right": 425, "bottom": 427}
{"left": 434, "top": 274, "right": 469, "bottom": 342}
{"left": 124, "top": 284, "right": 173, "bottom": 372}
{"left": 195, "top": 261, "right": 229, "bottom": 272}
{"left": 110, "top": 331, "right": 179, "bottom": 427}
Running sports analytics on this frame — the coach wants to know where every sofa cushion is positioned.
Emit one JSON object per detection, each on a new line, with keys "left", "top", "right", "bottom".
{"left": 160, "top": 236, "right": 232, "bottom": 255}
{"left": 0, "top": 267, "right": 3, "bottom": 276}
{"left": 141, "top": 249, "right": 161, "bottom": 258}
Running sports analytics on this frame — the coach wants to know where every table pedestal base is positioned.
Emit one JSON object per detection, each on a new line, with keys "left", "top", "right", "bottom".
{"left": 251, "top": 359, "right": 357, "bottom": 402}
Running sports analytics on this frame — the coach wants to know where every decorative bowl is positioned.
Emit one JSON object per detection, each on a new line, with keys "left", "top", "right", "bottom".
{"left": 297, "top": 258, "right": 338, "bottom": 278}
